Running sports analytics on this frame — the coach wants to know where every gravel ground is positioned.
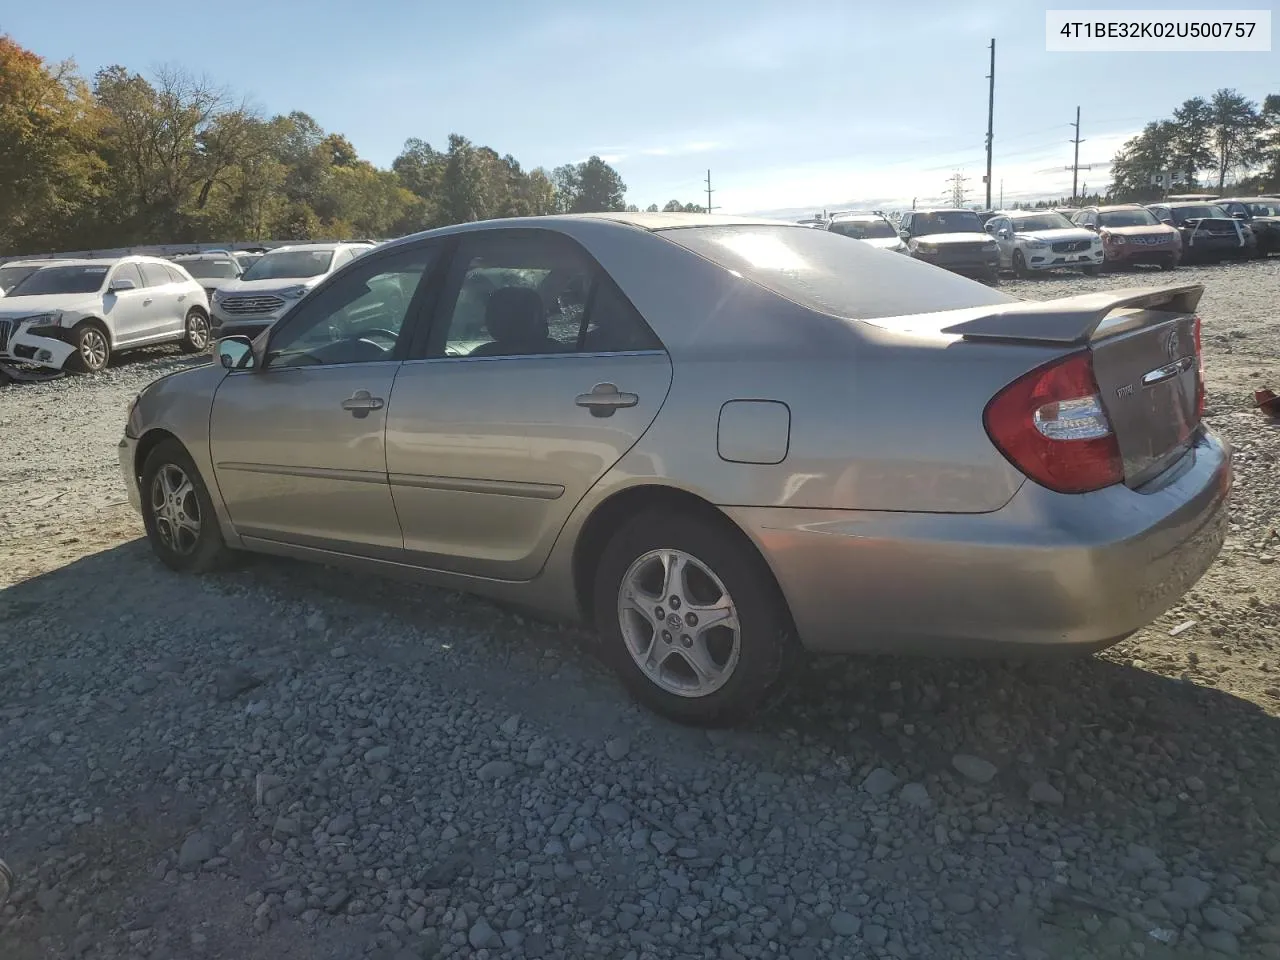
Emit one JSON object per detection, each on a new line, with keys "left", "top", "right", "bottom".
{"left": 2, "top": 261, "right": 1279, "bottom": 960}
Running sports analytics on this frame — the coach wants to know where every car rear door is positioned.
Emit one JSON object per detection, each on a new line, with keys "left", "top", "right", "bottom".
{"left": 385, "top": 228, "right": 673, "bottom": 581}
{"left": 208, "top": 243, "right": 442, "bottom": 557}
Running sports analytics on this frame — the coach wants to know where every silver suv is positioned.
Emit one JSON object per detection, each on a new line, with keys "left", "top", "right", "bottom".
{"left": 209, "top": 242, "right": 373, "bottom": 341}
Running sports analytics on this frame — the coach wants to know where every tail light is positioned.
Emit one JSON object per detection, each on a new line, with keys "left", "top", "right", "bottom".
{"left": 1193, "top": 314, "right": 1205, "bottom": 420}
{"left": 983, "top": 351, "right": 1123, "bottom": 494}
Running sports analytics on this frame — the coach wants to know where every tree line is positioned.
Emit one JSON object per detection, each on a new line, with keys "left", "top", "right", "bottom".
{"left": 0, "top": 36, "right": 654, "bottom": 255}
{"left": 1109, "top": 88, "right": 1280, "bottom": 201}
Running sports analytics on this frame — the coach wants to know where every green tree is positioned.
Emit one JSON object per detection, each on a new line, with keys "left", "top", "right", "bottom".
{"left": 1168, "top": 97, "right": 1215, "bottom": 187}
{"left": 1208, "top": 88, "right": 1262, "bottom": 191}
{"left": 1259, "top": 94, "right": 1280, "bottom": 192}
{"left": 1110, "top": 121, "right": 1178, "bottom": 201}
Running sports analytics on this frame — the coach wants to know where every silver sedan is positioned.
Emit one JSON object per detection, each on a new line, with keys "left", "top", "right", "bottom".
{"left": 119, "top": 213, "right": 1231, "bottom": 725}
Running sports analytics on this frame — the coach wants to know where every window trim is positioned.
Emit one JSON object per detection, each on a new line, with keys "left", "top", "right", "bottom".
{"left": 259, "top": 239, "right": 449, "bottom": 371}
{"left": 408, "top": 227, "right": 665, "bottom": 362}
{"left": 138, "top": 260, "right": 173, "bottom": 288}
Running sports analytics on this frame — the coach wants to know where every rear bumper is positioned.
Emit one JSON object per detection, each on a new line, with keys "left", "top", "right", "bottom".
{"left": 728, "top": 430, "right": 1231, "bottom": 656}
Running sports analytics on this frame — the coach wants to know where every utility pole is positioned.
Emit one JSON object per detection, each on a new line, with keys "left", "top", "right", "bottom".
{"left": 984, "top": 38, "right": 995, "bottom": 210}
{"left": 999, "top": 179, "right": 1004, "bottom": 209}
{"left": 704, "top": 169, "right": 718, "bottom": 214}
{"left": 1069, "top": 106, "right": 1084, "bottom": 203}
{"left": 946, "top": 171, "right": 969, "bottom": 207}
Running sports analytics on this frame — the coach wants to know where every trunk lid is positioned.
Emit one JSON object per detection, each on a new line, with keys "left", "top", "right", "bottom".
{"left": 941, "top": 283, "right": 1205, "bottom": 488}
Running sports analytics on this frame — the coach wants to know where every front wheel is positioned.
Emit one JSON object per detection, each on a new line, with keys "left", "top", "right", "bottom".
{"left": 1012, "top": 250, "right": 1030, "bottom": 278}
{"left": 140, "top": 439, "right": 234, "bottom": 573}
{"left": 1081, "top": 265, "right": 1098, "bottom": 276}
{"left": 1159, "top": 256, "right": 1179, "bottom": 271}
{"left": 70, "top": 322, "right": 110, "bottom": 373}
{"left": 593, "top": 509, "right": 800, "bottom": 726}
{"left": 180, "top": 309, "right": 210, "bottom": 354}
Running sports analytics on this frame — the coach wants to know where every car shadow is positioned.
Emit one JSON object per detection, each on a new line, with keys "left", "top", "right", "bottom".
{"left": 4, "top": 541, "right": 1278, "bottom": 957}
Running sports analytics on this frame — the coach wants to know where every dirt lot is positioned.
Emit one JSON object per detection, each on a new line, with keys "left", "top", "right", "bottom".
{"left": 2, "top": 260, "right": 1279, "bottom": 960}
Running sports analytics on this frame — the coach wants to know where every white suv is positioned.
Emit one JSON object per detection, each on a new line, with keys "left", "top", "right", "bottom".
{"left": 986, "top": 210, "right": 1104, "bottom": 277}
{"left": 0, "top": 256, "right": 210, "bottom": 375}
{"left": 210, "top": 242, "right": 374, "bottom": 341}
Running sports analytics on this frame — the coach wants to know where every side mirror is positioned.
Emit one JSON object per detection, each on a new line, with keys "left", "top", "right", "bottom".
{"left": 217, "top": 336, "right": 255, "bottom": 371}
{"left": 109, "top": 277, "right": 137, "bottom": 293}
{"left": 1232, "top": 212, "right": 1248, "bottom": 219}
{"left": 898, "top": 230, "right": 910, "bottom": 241}
{"left": 1160, "top": 218, "right": 1174, "bottom": 225}
{"left": 997, "top": 229, "right": 1010, "bottom": 239}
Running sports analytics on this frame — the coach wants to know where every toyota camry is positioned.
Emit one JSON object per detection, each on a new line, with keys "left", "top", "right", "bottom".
{"left": 119, "top": 213, "right": 1231, "bottom": 725}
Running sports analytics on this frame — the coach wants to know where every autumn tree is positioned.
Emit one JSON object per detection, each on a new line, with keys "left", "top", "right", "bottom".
{"left": 0, "top": 35, "right": 104, "bottom": 252}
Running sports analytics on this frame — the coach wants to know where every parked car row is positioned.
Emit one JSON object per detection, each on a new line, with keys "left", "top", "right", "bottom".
{"left": 0, "top": 242, "right": 378, "bottom": 379}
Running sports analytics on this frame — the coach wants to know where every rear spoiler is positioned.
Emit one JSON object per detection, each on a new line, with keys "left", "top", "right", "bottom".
{"left": 940, "top": 284, "right": 1204, "bottom": 345}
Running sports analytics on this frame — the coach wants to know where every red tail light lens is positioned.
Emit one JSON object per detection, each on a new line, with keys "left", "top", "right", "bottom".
{"left": 983, "top": 351, "right": 1124, "bottom": 494}
{"left": 1193, "top": 314, "right": 1205, "bottom": 420}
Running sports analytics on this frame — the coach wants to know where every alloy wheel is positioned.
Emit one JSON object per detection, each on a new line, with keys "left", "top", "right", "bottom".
{"left": 150, "top": 463, "right": 201, "bottom": 556}
{"left": 617, "top": 548, "right": 742, "bottom": 698}
{"left": 80, "top": 329, "right": 108, "bottom": 370}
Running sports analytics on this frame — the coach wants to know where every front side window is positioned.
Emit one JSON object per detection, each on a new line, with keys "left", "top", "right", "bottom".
{"left": 8, "top": 264, "right": 110, "bottom": 296}
{"left": 264, "top": 247, "right": 436, "bottom": 369}
{"left": 1248, "top": 201, "right": 1280, "bottom": 217}
{"left": 242, "top": 249, "right": 335, "bottom": 281}
{"left": 434, "top": 231, "right": 660, "bottom": 359}
{"left": 111, "top": 263, "right": 145, "bottom": 289}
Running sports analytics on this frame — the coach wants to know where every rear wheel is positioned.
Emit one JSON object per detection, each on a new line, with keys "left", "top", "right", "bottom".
{"left": 70, "top": 321, "right": 110, "bottom": 373}
{"left": 1012, "top": 250, "right": 1030, "bottom": 278}
{"left": 180, "top": 308, "right": 210, "bottom": 354}
{"left": 593, "top": 509, "right": 800, "bottom": 726}
{"left": 140, "top": 439, "right": 234, "bottom": 573}
{"left": 1159, "top": 255, "right": 1178, "bottom": 271}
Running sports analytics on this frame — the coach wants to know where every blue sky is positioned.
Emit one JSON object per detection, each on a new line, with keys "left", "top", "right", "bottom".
{"left": 6, "top": 0, "right": 1277, "bottom": 213}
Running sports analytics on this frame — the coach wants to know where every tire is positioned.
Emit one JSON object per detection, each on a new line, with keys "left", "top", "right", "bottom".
{"left": 982, "top": 268, "right": 1000, "bottom": 285}
{"left": 70, "top": 321, "right": 110, "bottom": 373}
{"left": 1012, "top": 250, "right": 1030, "bottom": 278}
{"left": 593, "top": 509, "right": 800, "bottom": 726}
{"left": 179, "top": 308, "right": 210, "bottom": 354}
{"left": 1159, "top": 256, "right": 1178, "bottom": 271}
{"left": 140, "top": 439, "right": 234, "bottom": 573}
{"left": 1081, "top": 265, "right": 1098, "bottom": 276}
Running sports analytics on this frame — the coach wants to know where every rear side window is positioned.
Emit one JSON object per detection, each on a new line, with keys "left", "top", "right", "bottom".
{"left": 138, "top": 262, "right": 172, "bottom": 287}
{"left": 657, "top": 225, "right": 1015, "bottom": 321}
{"left": 164, "top": 265, "right": 188, "bottom": 284}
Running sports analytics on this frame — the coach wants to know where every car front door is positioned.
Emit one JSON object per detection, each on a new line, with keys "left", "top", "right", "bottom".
{"left": 385, "top": 228, "right": 674, "bottom": 580}
{"left": 101, "top": 262, "right": 150, "bottom": 345}
{"left": 208, "top": 243, "right": 441, "bottom": 556}
{"left": 137, "top": 261, "right": 183, "bottom": 340}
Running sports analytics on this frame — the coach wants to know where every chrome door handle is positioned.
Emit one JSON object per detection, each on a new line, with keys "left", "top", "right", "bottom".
{"left": 575, "top": 382, "right": 638, "bottom": 417}
{"left": 341, "top": 390, "right": 385, "bottom": 419}
{"left": 177, "top": 294, "right": 186, "bottom": 301}
{"left": 143, "top": 298, "right": 153, "bottom": 306}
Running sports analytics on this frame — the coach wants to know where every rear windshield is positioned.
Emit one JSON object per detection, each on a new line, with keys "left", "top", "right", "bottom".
{"left": 910, "top": 210, "right": 984, "bottom": 235}
{"left": 7, "top": 264, "right": 109, "bottom": 296}
{"left": 829, "top": 219, "right": 896, "bottom": 239}
{"left": 1099, "top": 209, "right": 1160, "bottom": 227}
{"left": 178, "top": 258, "right": 239, "bottom": 279}
{"left": 657, "top": 224, "right": 1015, "bottom": 321}
{"left": 1171, "top": 205, "right": 1229, "bottom": 222}
{"left": 0, "top": 264, "right": 41, "bottom": 294}
{"left": 242, "top": 249, "right": 333, "bottom": 280}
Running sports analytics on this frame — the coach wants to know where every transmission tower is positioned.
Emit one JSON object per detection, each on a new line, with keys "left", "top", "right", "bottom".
{"left": 946, "top": 172, "right": 969, "bottom": 207}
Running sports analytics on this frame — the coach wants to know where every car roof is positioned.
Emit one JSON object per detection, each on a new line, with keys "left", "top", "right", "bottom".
{"left": 269, "top": 241, "right": 374, "bottom": 253}
{"left": 829, "top": 213, "right": 887, "bottom": 221}
{"left": 2, "top": 258, "right": 66, "bottom": 267}
{"left": 1093, "top": 204, "right": 1146, "bottom": 211}
{"left": 1219, "top": 196, "right": 1280, "bottom": 202}
{"left": 173, "top": 252, "right": 238, "bottom": 260}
